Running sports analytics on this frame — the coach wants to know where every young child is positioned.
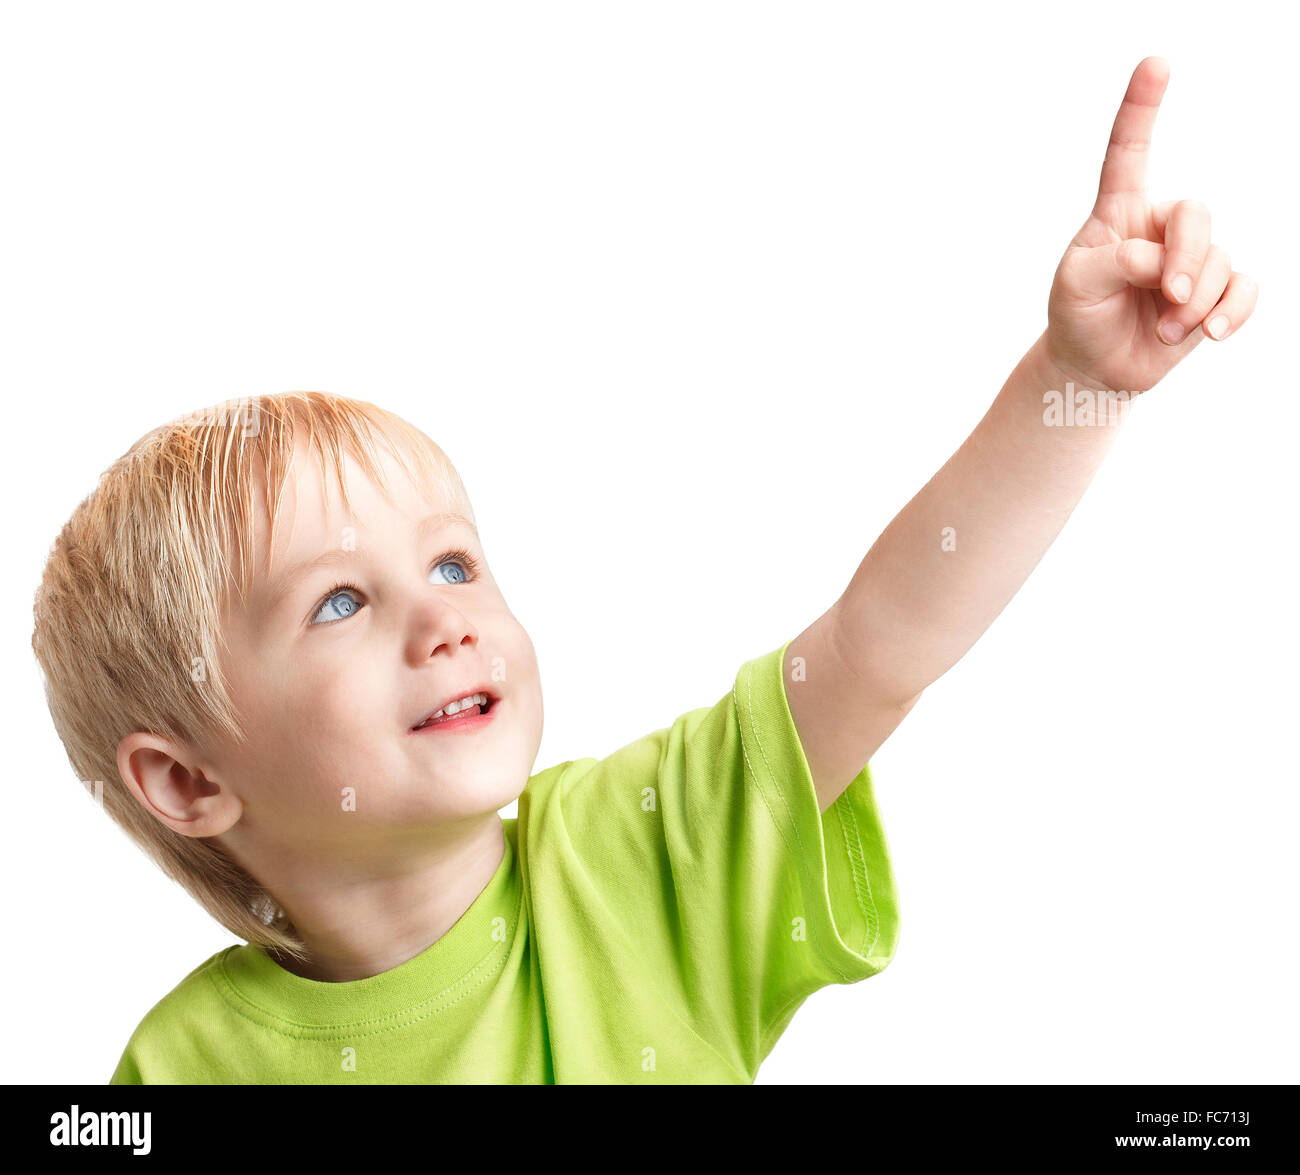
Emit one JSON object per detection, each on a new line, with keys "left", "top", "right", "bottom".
{"left": 32, "top": 56, "right": 1255, "bottom": 1084}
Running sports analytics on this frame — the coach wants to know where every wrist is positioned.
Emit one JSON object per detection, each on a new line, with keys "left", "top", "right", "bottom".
{"left": 1026, "top": 333, "right": 1142, "bottom": 429}
{"left": 1030, "top": 332, "right": 1094, "bottom": 390}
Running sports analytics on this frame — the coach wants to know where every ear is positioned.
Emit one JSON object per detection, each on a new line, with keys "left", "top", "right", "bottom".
{"left": 115, "top": 732, "right": 243, "bottom": 838}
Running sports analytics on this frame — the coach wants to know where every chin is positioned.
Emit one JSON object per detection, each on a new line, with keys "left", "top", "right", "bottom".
{"left": 421, "top": 763, "right": 530, "bottom": 817}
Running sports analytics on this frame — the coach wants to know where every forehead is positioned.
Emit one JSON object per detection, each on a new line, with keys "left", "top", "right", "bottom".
{"left": 249, "top": 437, "right": 473, "bottom": 582}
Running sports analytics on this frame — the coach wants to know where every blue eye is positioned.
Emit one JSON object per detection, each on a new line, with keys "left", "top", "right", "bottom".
{"left": 432, "top": 559, "right": 469, "bottom": 585}
{"left": 311, "top": 587, "right": 362, "bottom": 625}
{"left": 308, "top": 549, "right": 481, "bottom": 627}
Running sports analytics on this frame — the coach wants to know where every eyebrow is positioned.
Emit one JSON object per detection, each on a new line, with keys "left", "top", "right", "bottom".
{"left": 262, "top": 511, "right": 478, "bottom": 617}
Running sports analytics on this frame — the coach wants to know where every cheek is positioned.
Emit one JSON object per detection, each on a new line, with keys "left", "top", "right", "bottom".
{"left": 500, "top": 626, "right": 543, "bottom": 730}
{"left": 299, "top": 660, "right": 393, "bottom": 739}
{"left": 253, "top": 658, "right": 391, "bottom": 771}
{"left": 499, "top": 634, "right": 540, "bottom": 707}
{"left": 495, "top": 613, "right": 537, "bottom": 679}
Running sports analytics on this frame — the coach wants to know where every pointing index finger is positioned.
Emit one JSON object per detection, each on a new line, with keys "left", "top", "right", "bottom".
{"left": 1096, "top": 56, "right": 1171, "bottom": 203}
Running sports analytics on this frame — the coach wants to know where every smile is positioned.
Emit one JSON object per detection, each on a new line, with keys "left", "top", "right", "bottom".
{"left": 409, "top": 693, "right": 498, "bottom": 734}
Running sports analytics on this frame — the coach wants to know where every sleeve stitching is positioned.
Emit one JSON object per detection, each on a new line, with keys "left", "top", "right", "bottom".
{"left": 834, "top": 797, "right": 883, "bottom": 958}
{"left": 735, "top": 657, "right": 863, "bottom": 988}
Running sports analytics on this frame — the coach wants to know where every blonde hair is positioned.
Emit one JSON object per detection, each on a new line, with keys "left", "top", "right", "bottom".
{"left": 31, "top": 393, "right": 472, "bottom": 962}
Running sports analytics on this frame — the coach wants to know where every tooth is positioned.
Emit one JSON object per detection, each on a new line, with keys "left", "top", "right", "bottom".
{"left": 424, "top": 692, "right": 485, "bottom": 724}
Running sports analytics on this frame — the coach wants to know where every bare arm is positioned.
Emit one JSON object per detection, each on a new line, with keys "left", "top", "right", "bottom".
{"left": 785, "top": 59, "right": 1253, "bottom": 811}
{"left": 783, "top": 59, "right": 1256, "bottom": 815}
{"left": 787, "top": 331, "right": 1134, "bottom": 812}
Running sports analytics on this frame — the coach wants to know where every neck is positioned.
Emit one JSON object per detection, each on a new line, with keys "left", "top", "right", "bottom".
{"left": 250, "top": 814, "right": 507, "bottom": 982}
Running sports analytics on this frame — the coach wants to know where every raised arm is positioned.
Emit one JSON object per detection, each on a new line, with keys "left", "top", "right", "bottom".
{"left": 786, "top": 57, "right": 1258, "bottom": 813}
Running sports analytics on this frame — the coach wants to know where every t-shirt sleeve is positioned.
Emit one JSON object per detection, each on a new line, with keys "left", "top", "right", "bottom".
{"left": 520, "top": 638, "right": 901, "bottom": 1078}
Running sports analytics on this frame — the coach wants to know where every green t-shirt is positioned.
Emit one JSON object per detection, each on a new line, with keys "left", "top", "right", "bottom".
{"left": 109, "top": 640, "right": 901, "bottom": 1084}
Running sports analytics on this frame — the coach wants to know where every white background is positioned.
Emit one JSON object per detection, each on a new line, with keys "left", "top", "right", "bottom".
{"left": 3, "top": 1, "right": 1295, "bottom": 1085}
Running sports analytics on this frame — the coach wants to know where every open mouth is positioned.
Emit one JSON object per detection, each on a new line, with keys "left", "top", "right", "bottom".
{"left": 410, "top": 692, "right": 498, "bottom": 732}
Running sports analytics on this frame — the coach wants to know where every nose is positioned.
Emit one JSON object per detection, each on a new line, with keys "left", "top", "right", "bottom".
{"left": 404, "top": 595, "right": 479, "bottom": 666}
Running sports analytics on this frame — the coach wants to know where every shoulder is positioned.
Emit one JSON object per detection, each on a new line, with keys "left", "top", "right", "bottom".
{"left": 135, "top": 946, "right": 236, "bottom": 1018}
{"left": 518, "top": 644, "right": 788, "bottom": 807}
{"left": 127, "top": 947, "right": 236, "bottom": 1032}
{"left": 109, "top": 946, "right": 239, "bottom": 1083}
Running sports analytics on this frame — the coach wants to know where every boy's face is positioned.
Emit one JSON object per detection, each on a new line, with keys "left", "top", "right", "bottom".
{"left": 209, "top": 440, "right": 544, "bottom": 855}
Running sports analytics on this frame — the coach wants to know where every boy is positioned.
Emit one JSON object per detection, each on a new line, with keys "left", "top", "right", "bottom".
{"left": 31, "top": 57, "right": 1255, "bottom": 1084}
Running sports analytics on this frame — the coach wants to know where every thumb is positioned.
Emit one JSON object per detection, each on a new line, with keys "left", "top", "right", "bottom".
{"left": 1062, "top": 238, "right": 1165, "bottom": 301}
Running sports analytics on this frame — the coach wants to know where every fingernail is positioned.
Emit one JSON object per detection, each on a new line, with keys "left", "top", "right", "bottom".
{"left": 1170, "top": 273, "right": 1192, "bottom": 303}
{"left": 1207, "top": 315, "right": 1229, "bottom": 339}
{"left": 1160, "top": 320, "right": 1186, "bottom": 344}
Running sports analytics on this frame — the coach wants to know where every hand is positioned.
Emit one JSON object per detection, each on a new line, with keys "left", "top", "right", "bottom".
{"left": 1043, "top": 57, "right": 1258, "bottom": 394}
